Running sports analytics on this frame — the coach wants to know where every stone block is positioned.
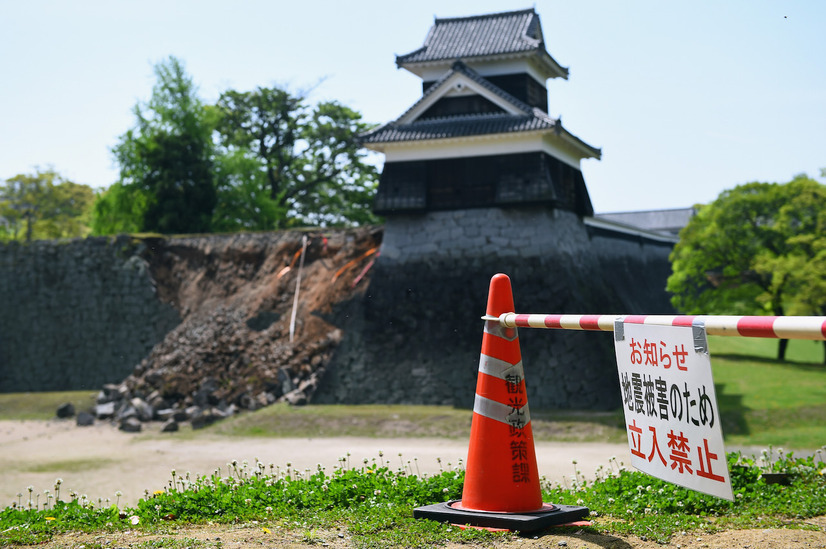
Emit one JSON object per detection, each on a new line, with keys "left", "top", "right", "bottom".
{"left": 160, "top": 419, "right": 179, "bottom": 432}
{"left": 56, "top": 402, "right": 75, "bottom": 418}
{"left": 94, "top": 401, "right": 116, "bottom": 419}
{"left": 76, "top": 411, "right": 95, "bottom": 426}
{"left": 119, "top": 417, "right": 142, "bottom": 433}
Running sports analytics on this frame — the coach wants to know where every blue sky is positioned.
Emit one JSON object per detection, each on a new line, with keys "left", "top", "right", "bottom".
{"left": 1, "top": 0, "right": 823, "bottom": 213}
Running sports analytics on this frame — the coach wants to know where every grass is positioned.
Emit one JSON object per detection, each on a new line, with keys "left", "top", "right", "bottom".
{"left": 709, "top": 334, "right": 824, "bottom": 363}
{"left": 2, "top": 336, "right": 826, "bottom": 546}
{"left": 1, "top": 450, "right": 824, "bottom": 547}
{"left": 206, "top": 402, "right": 627, "bottom": 443}
{"left": 708, "top": 335, "right": 826, "bottom": 448}
{"left": 0, "top": 391, "right": 96, "bottom": 421}
{"left": 21, "top": 458, "right": 115, "bottom": 474}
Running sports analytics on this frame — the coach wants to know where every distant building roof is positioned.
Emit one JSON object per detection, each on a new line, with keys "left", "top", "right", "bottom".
{"left": 396, "top": 8, "right": 568, "bottom": 79}
{"left": 594, "top": 208, "right": 696, "bottom": 236}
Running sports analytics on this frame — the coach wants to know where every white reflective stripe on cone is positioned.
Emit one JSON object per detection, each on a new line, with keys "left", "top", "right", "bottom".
{"left": 472, "top": 393, "right": 531, "bottom": 429}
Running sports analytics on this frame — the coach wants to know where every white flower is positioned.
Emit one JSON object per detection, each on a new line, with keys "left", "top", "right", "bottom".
{"left": 129, "top": 515, "right": 140, "bottom": 525}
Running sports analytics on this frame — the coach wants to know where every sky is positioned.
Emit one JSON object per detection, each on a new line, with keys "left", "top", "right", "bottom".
{"left": 1, "top": 0, "right": 824, "bottom": 214}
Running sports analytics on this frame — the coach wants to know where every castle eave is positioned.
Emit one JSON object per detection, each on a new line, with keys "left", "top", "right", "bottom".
{"left": 361, "top": 117, "right": 600, "bottom": 161}
{"left": 398, "top": 50, "right": 568, "bottom": 81}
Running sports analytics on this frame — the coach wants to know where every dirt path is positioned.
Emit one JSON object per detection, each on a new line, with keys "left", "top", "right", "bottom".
{"left": 11, "top": 513, "right": 826, "bottom": 548}
{"left": 4, "top": 420, "right": 826, "bottom": 548}
{"left": 0, "top": 419, "right": 626, "bottom": 507}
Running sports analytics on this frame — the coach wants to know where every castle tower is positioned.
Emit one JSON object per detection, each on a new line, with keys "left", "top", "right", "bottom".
{"left": 361, "top": 8, "right": 601, "bottom": 219}
{"left": 313, "top": 9, "right": 675, "bottom": 411}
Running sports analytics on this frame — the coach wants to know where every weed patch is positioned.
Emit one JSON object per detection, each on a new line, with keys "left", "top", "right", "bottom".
{"left": 2, "top": 450, "right": 825, "bottom": 547}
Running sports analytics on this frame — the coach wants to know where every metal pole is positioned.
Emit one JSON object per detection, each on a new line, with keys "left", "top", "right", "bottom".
{"left": 482, "top": 313, "right": 826, "bottom": 341}
{"left": 289, "top": 235, "right": 308, "bottom": 343}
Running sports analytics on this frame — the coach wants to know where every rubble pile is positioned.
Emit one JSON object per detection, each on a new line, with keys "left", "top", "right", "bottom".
{"left": 66, "top": 227, "right": 381, "bottom": 432}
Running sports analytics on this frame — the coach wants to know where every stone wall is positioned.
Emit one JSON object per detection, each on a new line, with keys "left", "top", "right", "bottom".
{"left": 315, "top": 207, "right": 676, "bottom": 410}
{"left": 0, "top": 237, "right": 180, "bottom": 392}
{"left": 0, "top": 209, "right": 676, "bottom": 412}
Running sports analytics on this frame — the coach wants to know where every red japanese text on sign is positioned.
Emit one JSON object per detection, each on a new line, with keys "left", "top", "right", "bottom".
{"left": 614, "top": 322, "right": 732, "bottom": 500}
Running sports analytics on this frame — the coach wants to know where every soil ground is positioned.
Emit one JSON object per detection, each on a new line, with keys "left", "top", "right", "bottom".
{"left": 0, "top": 419, "right": 624, "bottom": 507}
{"left": 17, "top": 519, "right": 826, "bottom": 549}
{"left": 2, "top": 420, "right": 825, "bottom": 548}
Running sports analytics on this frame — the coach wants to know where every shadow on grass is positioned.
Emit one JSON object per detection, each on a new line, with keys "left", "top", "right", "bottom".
{"left": 714, "top": 353, "right": 825, "bottom": 370}
{"left": 714, "top": 383, "right": 750, "bottom": 437}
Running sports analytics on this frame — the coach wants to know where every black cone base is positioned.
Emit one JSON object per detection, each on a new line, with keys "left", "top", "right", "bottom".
{"left": 413, "top": 500, "right": 589, "bottom": 532}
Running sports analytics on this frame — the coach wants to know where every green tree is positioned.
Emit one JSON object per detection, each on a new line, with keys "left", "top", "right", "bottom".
{"left": 667, "top": 176, "right": 826, "bottom": 360}
{"left": 0, "top": 169, "right": 94, "bottom": 242}
{"left": 107, "top": 56, "right": 216, "bottom": 234}
{"left": 212, "top": 86, "right": 379, "bottom": 229}
{"left": 89, "top": 182, "right": 148, "bottom": 235}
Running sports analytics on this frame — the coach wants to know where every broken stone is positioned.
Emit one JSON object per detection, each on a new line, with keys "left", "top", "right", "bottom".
{"left": 76, "top": 411, "right": 95, "bottom": 426}
{"left": 283, "top": 389, "right": 307, "bottom": 406}
{"left": 99, "top": 384, "right": 121, "bottom": 403}
{"left": 278, "top": 368, "right": 294, "bottom": 395}
{"left": 160, "top": 419, "right": 179, "bottom": 432}
{"left": 56, "top": 402, "right": 75, "bottom": 418}
{"left": 191, "top": 410, "right": 218, "bottom": 430}
{"left": 119, "top": 417, "right": 142, "bottom": 433}
{"left": 130, "top": 397, "right": 154, "bottom": 422}
{"left": 116, "top": 404, "right": 137, "bottom": 422}
{"left": 94, "top": 401, "right": 116, "bottom": 419}
{"left": 155, "top": 408, "right": 176, "bottom": 422}
{"left": 238, "top": 393, "right": 258, "bottom": 410}
{"left": 184, "top": 405, "right": 202, "bottom": 420}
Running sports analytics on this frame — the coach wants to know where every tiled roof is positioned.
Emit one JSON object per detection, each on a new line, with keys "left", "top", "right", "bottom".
{"left": 360, "top": 112, "right": 558, "bottom": 144}
{"left": 594, "top": 208, "right": 697, "bottom": 236}
{"left": 360, "top": 61, "right": 599, "bottom": 158}
{"left": 397, "top": 9, "right": 545, "bottom": 65}
{"left": 361, "top": 61, "right": 564, "bottom": 145}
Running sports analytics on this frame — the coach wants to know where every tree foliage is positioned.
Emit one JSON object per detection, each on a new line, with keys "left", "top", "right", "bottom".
{"left": 89, "top": 182, "right": 148, "bottom": 235}
{"left": 0, "top": 169, "right": 94, "bottom": 242}
{"left": 102, "top": 56, "right": 217, "bottom": 235}
{"left": 667, "top": 175, "right": 826, "bottom": 360}
{"left": 93, "top": 60, "right": 379, "bottom": 236}
{"left": 212, "top": 87, "right": 379, "bottom": 230}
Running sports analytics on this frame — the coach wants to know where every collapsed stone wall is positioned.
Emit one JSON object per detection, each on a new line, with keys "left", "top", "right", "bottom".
{"left": 0, "top": 237, "right": 180, "bottom": 392}
{"left": 0, "top": 210, "right": 675, "bottom": 415}
{"left": 315, "top": 207, "right": 675, "bottom": 410}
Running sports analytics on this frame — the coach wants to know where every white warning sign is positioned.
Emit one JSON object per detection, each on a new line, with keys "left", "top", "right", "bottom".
{"left": 613, "top": 320, "right": 733, "bottom": 500}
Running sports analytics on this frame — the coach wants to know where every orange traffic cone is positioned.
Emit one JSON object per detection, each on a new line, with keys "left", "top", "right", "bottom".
{"left": 414, "top": 273, "right": 589, "bottom": 532}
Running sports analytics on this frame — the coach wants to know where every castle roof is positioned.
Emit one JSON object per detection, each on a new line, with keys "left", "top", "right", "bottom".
{"left": 399, "top": 60, "right": 536, "bottom": 119}
{"left": 595, "top": 208, "right": 697, "bottom": 237}
{"left": 396, "top": 8, "right": 568, "bottom": 80}
{"left": 360, "top": 61, "right": 600, "bottom": 159}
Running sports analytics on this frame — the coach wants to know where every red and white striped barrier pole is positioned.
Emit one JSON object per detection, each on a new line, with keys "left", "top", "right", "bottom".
{"left": 483, "top": 313, "right": 826, "bottom": 341}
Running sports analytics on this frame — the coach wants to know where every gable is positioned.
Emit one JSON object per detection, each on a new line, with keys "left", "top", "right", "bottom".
{"left": 418, "top": 94, "right": 507, "bottom": 120}
{"left": 398, "top": 66, "right": 531, "bottom": 124}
